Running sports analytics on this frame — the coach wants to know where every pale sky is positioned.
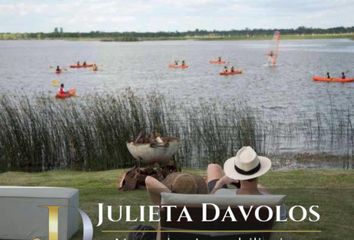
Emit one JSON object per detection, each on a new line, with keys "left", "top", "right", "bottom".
{"left": 0, "top": 0, "right": 353, "bottom": 32}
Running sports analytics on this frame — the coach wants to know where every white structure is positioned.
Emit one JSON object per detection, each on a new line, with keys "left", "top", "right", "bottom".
{"left": 0, "top": 186, "right": 80, "bottom": 240}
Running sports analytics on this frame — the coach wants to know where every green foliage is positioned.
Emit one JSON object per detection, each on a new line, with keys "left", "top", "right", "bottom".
{"left": 0, "top": 91, "right": 263, "bottom": 172}
{"left": 0, "top": 90, "right": 353, "bottom": 172}
{"left": 0, "top": 26, "right": 353, "bottom": 40}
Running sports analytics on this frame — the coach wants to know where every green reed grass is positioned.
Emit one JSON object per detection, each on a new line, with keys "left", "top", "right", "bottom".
{"left": 0, "top": 89, "right": 353, "bottom": 172}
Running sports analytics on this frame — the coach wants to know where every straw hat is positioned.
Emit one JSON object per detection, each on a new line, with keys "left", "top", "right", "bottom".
{"left": 162, "top": 172, "right": 208, "bottom": 194}
{"left": 224, "top": 146, "right": 271, "bottom": 181}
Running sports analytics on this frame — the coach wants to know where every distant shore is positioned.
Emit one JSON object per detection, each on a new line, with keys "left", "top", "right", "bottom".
{"left": 0, "top": 33, "right": 353, "bottom": 42}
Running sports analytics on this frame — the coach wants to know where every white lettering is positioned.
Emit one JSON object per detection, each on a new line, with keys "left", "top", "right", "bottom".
{"left": 202, "top": 203, "right": 220, "bottom": 222}
{"left": 221, "top": 206, "right": 237, "bottom": 222}
{"left": 177, "top": 206, "right": 192, "bottom": 222}
{"left": 161, "top": 205, "right": 177, "bottom": 222}
{"left": 149, "top": 205, "right": 160, "bottom": 222}
{"left": 289, "top": 205, "right": 307, "bottom": 222}
{"left": 255, "top": 205, "right": 273, "bottom": 222}
{"left": 309, "top": 205, "right": 320, "bottom": 222}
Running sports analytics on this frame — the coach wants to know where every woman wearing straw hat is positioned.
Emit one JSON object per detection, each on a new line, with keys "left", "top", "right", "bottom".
{"left": 207, "top": 146, "right": 271, "bottom": 195}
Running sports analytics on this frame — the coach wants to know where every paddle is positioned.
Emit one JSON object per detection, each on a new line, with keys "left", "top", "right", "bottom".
{"left": 51, "top": 80, "right": 60, "bottom": 87}
{"left": 50, "top": 66, "right": 68, "bottom": 71}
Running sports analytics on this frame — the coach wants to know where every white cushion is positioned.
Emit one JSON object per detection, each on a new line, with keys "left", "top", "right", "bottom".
{"left": 0, "top": 186, "right": 80, "bottom": 240}
{"left": 161, "top": 191, "right": 285, "bottom": 207}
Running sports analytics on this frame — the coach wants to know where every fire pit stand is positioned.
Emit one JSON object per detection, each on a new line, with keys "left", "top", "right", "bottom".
{"left": 118, "top": 134, "right": 181, "bottom": 191}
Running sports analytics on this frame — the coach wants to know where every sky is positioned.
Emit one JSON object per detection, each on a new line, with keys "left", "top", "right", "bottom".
{"left": 0, "top": 0, "right": 353, "bottom": 32}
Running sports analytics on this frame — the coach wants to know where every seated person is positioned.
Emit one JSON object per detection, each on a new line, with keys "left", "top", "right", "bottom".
{"left": 146, "top": 147, "right": 285, "bottom": 240}
{"left": 223, "top": 66, "right": 228, "bottom": 72}
{"left": 230, "top": 66, "right": 235, "bottom": 73}
{"left": 147, "top": 146, "right": 272, "bottom": 203}
{"left": 58, "top": 83, "right": 68, "bottom": 94}
{"left": 207, "top": 146, "right": 271, "bottom": 195}
{"left": 342, "top": 72, "right": 346, "bottom": 79}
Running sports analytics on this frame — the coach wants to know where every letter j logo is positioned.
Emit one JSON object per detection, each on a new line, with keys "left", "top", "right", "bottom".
{"left": 44, "top": 206, "right": 93, "bottom": 240}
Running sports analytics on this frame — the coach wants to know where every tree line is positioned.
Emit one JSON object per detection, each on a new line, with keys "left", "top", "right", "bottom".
{"left": 0, "top": 26, "right": 353, "bottom": 41}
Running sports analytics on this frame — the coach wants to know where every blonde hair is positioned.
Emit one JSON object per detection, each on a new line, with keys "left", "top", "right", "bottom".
{"left": 162, "top": 173, "right": 207, "bottom": 194}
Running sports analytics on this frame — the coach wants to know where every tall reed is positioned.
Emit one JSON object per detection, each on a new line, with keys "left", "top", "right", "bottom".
{"left": 0, "top": 90, "right": 353, "bottom": 172}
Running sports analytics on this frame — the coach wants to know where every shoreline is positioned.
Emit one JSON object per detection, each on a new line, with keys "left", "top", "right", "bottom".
{"left": 0, "top": 33, "right": 353, "bottom": 42}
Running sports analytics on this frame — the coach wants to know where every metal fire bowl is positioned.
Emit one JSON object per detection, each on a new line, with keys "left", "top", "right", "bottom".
{"left": 126, "top": 138, "right": 180, "bottom": 164}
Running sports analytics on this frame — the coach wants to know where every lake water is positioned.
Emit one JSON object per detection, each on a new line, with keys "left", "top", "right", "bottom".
{"left": 1, "top": 39, "right": 354, "bottom": 155}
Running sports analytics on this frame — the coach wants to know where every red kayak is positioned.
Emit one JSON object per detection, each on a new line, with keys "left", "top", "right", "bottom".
{"left": 70, "top": 64, "right": 94, "bottom": 68}
{"left": 209, "top": 60, "right": 226, "bottom": 64}
{"left": 169, "top": 64, "right": 189, "bottom": 69}
{"left": 312, "top": 76, "right": 354, "bottom": 83}
{"left": 55, "top": 88, "right": 76, "bottom": 99}
{"left": 219, "top": 70, "right": 242, "bottom": 76}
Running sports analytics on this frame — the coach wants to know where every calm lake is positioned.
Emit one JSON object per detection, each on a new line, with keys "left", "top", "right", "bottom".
{"left": 1, "top": 39, "right": 354, "bottom": 157}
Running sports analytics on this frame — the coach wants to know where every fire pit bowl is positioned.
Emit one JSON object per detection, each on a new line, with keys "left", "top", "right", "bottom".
{"left": 127, "top": 137, "right": 180, "bottom": 165}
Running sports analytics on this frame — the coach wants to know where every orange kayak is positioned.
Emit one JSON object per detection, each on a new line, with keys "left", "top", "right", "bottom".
{"left": 169, "top": 64, "right": 189, "bottom": 69}
{"left": 55, "top": 88, "right": 76, "bottom": 99}
{"left": 312, "top": 76, "right": 354, "bottom": 83}
{"left": 209, "top": 60, "right": 226, "bottom": 64}
{"left": 70, "top": 64, "right": 94, "bottom": 68}
{"left": 220, "top": 70, "right": 242, "bottom": 76}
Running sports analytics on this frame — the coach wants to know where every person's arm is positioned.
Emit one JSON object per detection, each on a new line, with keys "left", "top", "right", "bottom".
{"left": 145, "top": 176, "right": 171, "bottom": 205}
{"left": 210, "top": 176, "right": 239, "bottom": 194}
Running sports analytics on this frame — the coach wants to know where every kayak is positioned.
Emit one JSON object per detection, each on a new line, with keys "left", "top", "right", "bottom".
{"left": 169, "top": 64, "right": 189, "bottom": 69}
{"left": 219, "top": 70, "right": 242, "bottom": 76}
{"left": 209, "top": 60, "right": 226, "bottom": 64}
{"left": 70, "top": 64, "right": 94, "bottom": 68}
{"left": 312, "top": 76, "right": 354, "bottom": 83}
{"left": 55, "top": 88, "right": 76, "bottom": 99}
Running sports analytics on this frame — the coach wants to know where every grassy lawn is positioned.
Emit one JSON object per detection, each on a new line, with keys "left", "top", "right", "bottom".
{"left": 0, "top": 169, "right": 353, "bottom": 240}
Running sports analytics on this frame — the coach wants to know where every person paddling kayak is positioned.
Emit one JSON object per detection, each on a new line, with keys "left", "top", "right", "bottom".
{"left": 174, "top": 60, "right": 179, "bottom": 66}
{"left": 342, "top": 72, "right": 346, "bottom": 79}
{"left": 218, "top": 57, "right": 222, "bottom": 62}
{"left": 327, "top": 72, "right": 331, "bottom": 79}
{"left": 83, "top": 61, "right": 87, "bottom": 67}
{"left": 230, "top": 66, "right": 235, "bottom": 72}
{"left": 56, "top": 66, "right": 61, "bottom": 73}
{"left": 224, "top": 66, "right": 228, "bottom": 73}
{"left": 59, "top": 83, "right": 68, "bottom": 94}
{"left": 181, "top": 60, "right": 186, "bottom": 66}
